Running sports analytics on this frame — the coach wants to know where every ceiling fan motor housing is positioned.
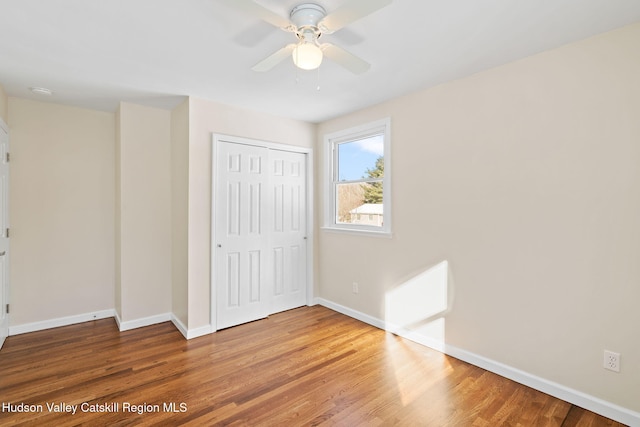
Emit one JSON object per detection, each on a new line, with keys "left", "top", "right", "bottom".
{"left": 290, "top": 3, "right": 326, "bottom": 29}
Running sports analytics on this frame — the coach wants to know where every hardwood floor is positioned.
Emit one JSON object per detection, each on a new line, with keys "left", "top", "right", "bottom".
{"left": 0, "top": 306, "right": 627, "bottom": 426}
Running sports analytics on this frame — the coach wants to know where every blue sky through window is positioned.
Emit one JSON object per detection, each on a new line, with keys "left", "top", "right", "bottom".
{"left": 337, "top": 134, "right": 384, "bottom": 181}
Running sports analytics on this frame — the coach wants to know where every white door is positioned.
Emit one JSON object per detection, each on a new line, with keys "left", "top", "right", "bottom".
{"left": 214, "top": 140, "right": 308, "bottom": 330}
{"left": 215, "top": 142, "right": 270, "bottom": 330}
{"left": 0, "top": 123, "right": 9, "bottom": 348}
{"left": 269, "top": 150, "right": 307, "bottom": 314}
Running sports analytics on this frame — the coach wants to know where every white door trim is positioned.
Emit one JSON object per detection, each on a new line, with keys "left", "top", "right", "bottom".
{"left": 0, "top": 117, "right": 9, "bottom": 349}
{"left": 210, "top": 133, "right": 314, "bottom": 332}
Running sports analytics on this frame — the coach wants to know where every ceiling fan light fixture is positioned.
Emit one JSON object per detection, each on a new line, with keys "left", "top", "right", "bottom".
{"left": 292, "top": 42, "right": 323, "bottom": 70}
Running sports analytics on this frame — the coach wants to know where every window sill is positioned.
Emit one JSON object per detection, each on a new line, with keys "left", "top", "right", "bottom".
{"left": 321, "top": 226, "right": 392, "bottom": 239}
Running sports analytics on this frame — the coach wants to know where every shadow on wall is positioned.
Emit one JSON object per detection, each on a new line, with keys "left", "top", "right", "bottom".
{"left": 384, "top": 260, "right": 455, "bottom": 351}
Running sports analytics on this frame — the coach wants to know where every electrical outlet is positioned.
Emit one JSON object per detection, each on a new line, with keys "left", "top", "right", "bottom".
{"left": 352, "top": 282, "right": 359, "bottom": 294}
{"left": 604, "top": 350, "right": 620, "bottom": 372}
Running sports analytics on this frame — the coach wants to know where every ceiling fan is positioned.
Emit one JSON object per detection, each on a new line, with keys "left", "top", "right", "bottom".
{"left": 221, "top": 0, "right": 392, "bottom": 74}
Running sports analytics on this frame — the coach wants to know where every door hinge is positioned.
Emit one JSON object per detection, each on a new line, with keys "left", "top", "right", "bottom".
{"left": 5, "top": 228, "right": 8, "bottom": 238}
{"left": 5, "top": 152, "right": 9, "bottom": 163}
{"left": 5, "top": 304, "right": 8, "bottom": 314}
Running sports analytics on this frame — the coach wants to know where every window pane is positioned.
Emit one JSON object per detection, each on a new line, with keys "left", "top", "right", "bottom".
{"left": 336, "top": 182, "right": 384, "bottom": 227}
{"left": 337, "top": 134, "right": 384, "bottom": 181}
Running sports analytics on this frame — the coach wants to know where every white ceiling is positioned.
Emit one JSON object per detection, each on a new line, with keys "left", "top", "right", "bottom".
{"left": 1, "top": 0, "right": 639, "bottom": 123}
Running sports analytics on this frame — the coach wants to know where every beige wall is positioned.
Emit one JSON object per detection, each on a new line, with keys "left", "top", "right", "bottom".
{"left": 116, "top": 102, "right": 172, "bottom": 322}
{"left": 317, "top": 23, "right": 640, "bottom": 412}
{"left": 171, "top": 99, "right": 189, "bottom": 326}
{"left": 187, "top": 97, "right": 316, "bottom": 329}
{"left": 0, "top": 84, "right": 7, "bottom": 124}
{"left": 9, "top": 98, "right": 115, "bottom": 325}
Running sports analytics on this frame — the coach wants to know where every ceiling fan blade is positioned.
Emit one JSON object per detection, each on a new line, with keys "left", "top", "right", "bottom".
{"left": 321, "top": 43, "right": 370, "bottom": 74}
{"left": 319, "top": 0, "right": 392, "bottom": 34}
{"left": 252, "top": 44, "right": 296, "bottom": 72}
{"left": 220, "top": 0, "right": 293, "bottom": 30}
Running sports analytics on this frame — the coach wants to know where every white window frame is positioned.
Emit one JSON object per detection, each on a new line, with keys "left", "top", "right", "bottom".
{"left": 323, "top": 117, "right": 391, "bottom": 237}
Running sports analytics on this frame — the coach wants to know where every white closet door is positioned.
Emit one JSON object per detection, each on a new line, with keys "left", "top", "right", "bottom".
{"left": 215, "top": 142, "right": 270, "bottom": 330}
{"left": 269, "top": 149, "right": 307, "bottom": 314}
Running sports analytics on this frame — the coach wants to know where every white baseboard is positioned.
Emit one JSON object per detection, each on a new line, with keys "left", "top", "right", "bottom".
{"left": 315, "top": 297, "right": 386, "bottom": 329}
{"left": 315, "top": 297, "right": 640, "bottom": 427}
{"left": 117, "top": 312, "right": 172, "bottom": 332}
{"left": 185, "top": 325, "right": 213, "bottom": 340}
{"left": 170, "top": 315, "right": 213, "bottom": 340}
{"left": 9, "top": 309, "right": 116, "bottom": 336}
{"left": 171, "top": 315, "right": 188, "bottom": 337}
{"left": 386, "top": 321, "right": 447, "bottom": 353}
{"left": 9, "top": 309, "right": 208, "bottom": 338}
{"left": 114, "top": 310, "right": 122, "bottom": 329}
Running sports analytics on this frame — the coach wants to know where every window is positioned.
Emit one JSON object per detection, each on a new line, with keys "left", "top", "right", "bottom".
{"left": 324, "top": 118, "right": 391, "bottom": 236}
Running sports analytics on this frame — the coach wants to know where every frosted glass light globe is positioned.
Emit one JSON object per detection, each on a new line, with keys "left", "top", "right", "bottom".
{"left": 292, "top": 43, "right": 323, "bottom": 70}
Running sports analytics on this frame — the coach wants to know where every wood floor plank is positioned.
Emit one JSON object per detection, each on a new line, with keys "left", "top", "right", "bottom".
{"left": 0, "top": 306, "right": 628, "bottom": 426}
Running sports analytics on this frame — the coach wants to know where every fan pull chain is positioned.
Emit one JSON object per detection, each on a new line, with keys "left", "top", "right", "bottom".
{"left": 316, "top": 66, "right": 321, "bottom": 91}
